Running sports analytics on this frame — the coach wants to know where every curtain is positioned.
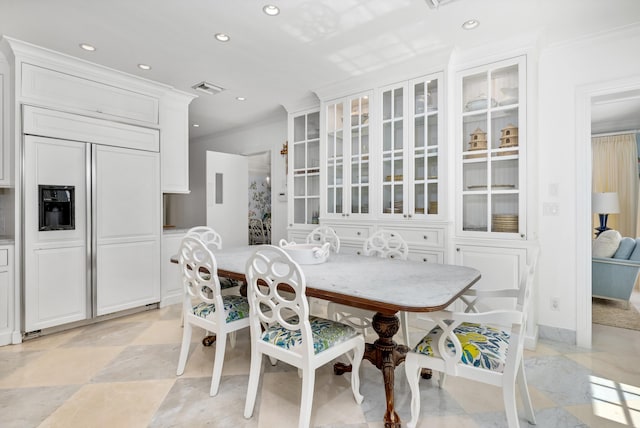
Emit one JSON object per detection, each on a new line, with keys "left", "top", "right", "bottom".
{"left": 592, "top": 133, "right": 640, "bottom": 290}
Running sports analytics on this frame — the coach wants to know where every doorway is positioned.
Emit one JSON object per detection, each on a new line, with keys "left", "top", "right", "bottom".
{"left": 577, "top": 77, "right": 640, "bottom": 348}
{"left": 247, "top": 151, "right": 272, "bottom": 244}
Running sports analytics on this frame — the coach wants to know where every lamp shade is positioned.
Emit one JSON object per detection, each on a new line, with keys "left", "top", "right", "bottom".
{"left": 592, "top": 192, "right": 620, "bottom": 214}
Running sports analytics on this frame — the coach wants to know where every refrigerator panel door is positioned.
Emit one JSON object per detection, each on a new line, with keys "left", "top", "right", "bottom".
{"left": 94, "top": 145, "right": 160, "bottom": 316}
{"left": 24, "top": 136, "right": 88, "bottom": 332}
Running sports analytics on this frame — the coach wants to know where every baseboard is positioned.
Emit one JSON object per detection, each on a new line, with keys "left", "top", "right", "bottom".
{"left": 537, "top": 324, "right": 577, "bottom": 345}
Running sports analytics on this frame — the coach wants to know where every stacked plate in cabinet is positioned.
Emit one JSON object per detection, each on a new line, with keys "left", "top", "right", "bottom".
{"left": 492, "top": 214, "right": 518, "bottom": 233}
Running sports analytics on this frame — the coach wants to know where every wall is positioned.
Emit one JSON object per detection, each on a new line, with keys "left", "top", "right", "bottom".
{"left": 537, "top": 24, "right": 640, "bottom": 340}
{"left": 167, "top": 112, "right": 287, "bottom": 243}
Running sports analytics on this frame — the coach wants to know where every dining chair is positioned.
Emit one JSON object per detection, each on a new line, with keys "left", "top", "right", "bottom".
{"left": 306, "top": 225, "right": 341, "bottom": 253}
{"left": 185, "top": 226, "right": 241, "bottom": 294}
{"left": 326, "top": 229, "right": 411, "bottom": 345}
{"left": 249, "top": 218, "right": 267, "bottom": 245}
{"left": 243, "top": 245, "right": 365, "bottom": 428}
{"left": 176, "top": 235, "right": 250, "bottom": 396}
{"left": 403, "top": 249, "right": 539, "bottom": 428}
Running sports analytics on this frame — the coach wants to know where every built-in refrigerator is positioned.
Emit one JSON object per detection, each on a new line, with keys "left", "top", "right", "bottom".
{"left": 24, "top": 135, "right": 160, "bottom": 333}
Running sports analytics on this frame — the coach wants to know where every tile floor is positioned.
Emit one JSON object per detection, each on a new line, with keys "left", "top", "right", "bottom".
{"left": 1, "top": 302, "right": 639, "bottom": 428}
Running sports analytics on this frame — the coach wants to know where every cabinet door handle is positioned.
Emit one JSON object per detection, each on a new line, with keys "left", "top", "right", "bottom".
{"left": 403, "top": 214, "right": 407, "bottom": 218}
{"left": 423, "top": 235, "right": 428, "bottom": 240}
{"left": 356, "top": 231, "right": 361, "bottom": 236}
{"left": 408, "top": 214, "right": 412, "bottom": 218}
{"left": 456, "top": 248, "right": 460, "bottom": 252}
{"left": 520, "top": 233, "right": 526, "bottom": 239}
{"left": 423, "top": 258, "right": 428, "bottom": 262}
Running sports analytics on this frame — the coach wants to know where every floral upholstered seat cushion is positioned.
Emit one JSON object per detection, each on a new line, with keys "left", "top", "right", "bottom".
{"left": 412, "top": 322, "right": 510, "bottom": 372}
{"left": 261, "top": 315, "right": 358, "bottom": 354}
{"left": 192, "top": 295, "right": 250, "bottom": 323}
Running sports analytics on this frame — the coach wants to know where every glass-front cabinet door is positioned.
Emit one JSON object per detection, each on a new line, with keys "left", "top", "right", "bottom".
{"left": 380, "top": 72, "right": 442, "bottom": 219}
{"left": 457, "top": 56, "right": 525, "bottom": 237}
{"left": 291, "top": 109, "right": 320, "bottom": 225}
{"left": 324, "top": 91, "right": 372, "bottom": 219}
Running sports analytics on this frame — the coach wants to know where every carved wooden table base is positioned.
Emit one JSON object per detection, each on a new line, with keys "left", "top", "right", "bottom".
{"left": 334, "top": 312, "right": 408, "bottom": 428}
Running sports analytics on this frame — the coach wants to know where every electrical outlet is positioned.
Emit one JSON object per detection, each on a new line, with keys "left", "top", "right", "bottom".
{"left": 550, "top": 297, "right": 560, "bottom": 311}
{"left": 543, "top": 202, "right": 559, "bottom": 216}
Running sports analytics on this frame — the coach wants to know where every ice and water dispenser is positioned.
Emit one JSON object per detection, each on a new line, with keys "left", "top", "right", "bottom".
{"left": 38, "top": 185, "right": 75, "bottom": 231}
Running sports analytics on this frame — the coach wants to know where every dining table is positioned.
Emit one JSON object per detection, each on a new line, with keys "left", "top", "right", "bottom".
{"left": 172, "top": 245, "right": 481, "bottom": 428}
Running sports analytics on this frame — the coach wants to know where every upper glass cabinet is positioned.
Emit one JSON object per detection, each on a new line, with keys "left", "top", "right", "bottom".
{"left": 325, "top": 92, "right": 371, "bottom": 219}
{"left": 291, "top": 109, "right": 320, "bottom": 225}
{"left": 380, "top": 72, "right": 443, "bottom": 219}
{"left": 458, "top": 57, "right": 525, "bottom": 237}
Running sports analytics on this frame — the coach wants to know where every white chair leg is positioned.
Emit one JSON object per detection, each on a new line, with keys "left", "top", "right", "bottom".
{"left": 299, "top": 368, "right": 315, "bottom": 428}
{"left": 176, "top": 321, "right": 192, "bottom": 376}
{"left": 326, "top": 302, "right": 337, "bottom": 321}
{"left": 350, "top": 339, "right": 365, "bottom": 404}
{"left": 268, "top": 356, "right": 278, "bottom": 366}
{"left": 400, "top": 311, "right": 411, "bottom": 346}
{"left": 404, "top": 354, "right": 421, "bottom": 428}
{"left": 229, "top": 330, "right": 237, "bottom": 348}
{"left": 244, "top": 350, "right": 262, "bottom": 419}
{"left": 210, "top": 333, "right": 227, "bottom": 396}
{"left": 438, "top": 371, "right": 447, "bottom": 389}
{"left": 518, "top": 359, "right": 537, "bottom": 424}
{"left": 503, "top": 379, "right": 520, "bottom": 428}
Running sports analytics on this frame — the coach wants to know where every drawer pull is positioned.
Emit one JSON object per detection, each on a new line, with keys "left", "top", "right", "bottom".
{"left": 356, "top": 231, "right": 361, "bottom": 236}
{"left": 423, "top": 235, "right": 428, "bottom": 240}
{"left": 423, "top": 258, "right": 428, "bottom": 262}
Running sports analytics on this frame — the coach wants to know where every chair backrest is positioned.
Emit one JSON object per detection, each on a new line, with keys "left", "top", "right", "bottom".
{"left": 186, "top": 226, "right": 223, "bottom": 250}
{"left": 363, "top": 229, "right": 408, "bottom": 260}
{"left": 249, "top": 218, "right": 265, "bottom": 243}
{"left": 306, "top": 225, "right": 341, "bottom": 253}
{"left": 178, "top": 235, "right": 224, "bottom": 316}
{"left": 245, "top": 245, "right": 313, "bottom": 356}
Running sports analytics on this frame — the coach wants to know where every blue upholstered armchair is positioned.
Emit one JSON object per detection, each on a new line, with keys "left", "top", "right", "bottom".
{"left": 592, "top": 236, "right": 640, "bottom": 305}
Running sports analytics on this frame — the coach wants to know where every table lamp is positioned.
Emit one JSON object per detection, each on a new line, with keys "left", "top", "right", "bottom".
{"left": 592, "top": 192, "right": 620, "bottom": 237}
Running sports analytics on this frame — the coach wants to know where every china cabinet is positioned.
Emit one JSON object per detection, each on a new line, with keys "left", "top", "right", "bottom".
{"left": 379, "top": 73, "right": 443, "bottom": 220}
{"left": 288, "top": 108, "right": 321, "bottom": 231}
{"left": 323, "top": 91, "right": 373, "bottom": 219}
{"left": 457, "top": 57, "right": 526, "bottom": 238}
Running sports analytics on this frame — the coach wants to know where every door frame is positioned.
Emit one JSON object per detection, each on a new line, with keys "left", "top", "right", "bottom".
{"left": 576, "top": 75, "right": 640, "bottom": 348}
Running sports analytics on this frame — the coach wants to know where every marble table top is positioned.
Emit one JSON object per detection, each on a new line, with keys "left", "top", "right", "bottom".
{"left": 205, "top": 245, "right": 481, "bottom": 314}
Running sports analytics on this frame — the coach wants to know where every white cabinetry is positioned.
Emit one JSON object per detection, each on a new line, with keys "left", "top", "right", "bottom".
{"left": 0, "top": 244, "right": 15, "bottom": 345}
{"left": 287, "top": 108, "right": 320, "bottom": 237}
{"left": 21, "top": 63, "right": 160, "bottom": 125}
{"left": 379, "top": 73, "right": 443, "bottom": 220}
{"left": 456, "top": 57, "right": 526, "bottom": 238}
{"left": 161, "top": 230, "right": 186, "bottom": 307}
{"left": 161, "top": 92, "right": 196, "bottom": 193}
{"left": 323, "top": 91, "right": 373, "bottom": 220}
{"left": 0, "top": 57, "right": 11, "bottom": 186}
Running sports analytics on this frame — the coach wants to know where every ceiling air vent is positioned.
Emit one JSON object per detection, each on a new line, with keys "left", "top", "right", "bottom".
{"left": 191, "top": 81, "right": 224, "bottom": 95}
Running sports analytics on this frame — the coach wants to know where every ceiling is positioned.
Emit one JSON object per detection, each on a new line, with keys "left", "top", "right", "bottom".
{"left": 1, "top": 0, "right": 639, "bottom": 140}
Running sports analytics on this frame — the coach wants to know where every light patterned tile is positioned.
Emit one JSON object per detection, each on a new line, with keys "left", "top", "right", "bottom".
{"left": 39, "top": 379, "right": 175, "bottom": 428}
{"left": 0, "top": 385, "right": 80, "bottom": 428}
{"left": 150, "top": 376, "right": 257, "bottom": 427}
{"left": 60, "top": 321, "right": 149, "bottom": 347}
{"left": 525, "top": 355, "right": 594, "bottom": 406}
{"left": 0, "top": 346, "right": 124, "bottom": 388}
{"left": 91, "top": 344, "right": 181, "bottom": 383}
{"left": 130, "top": 319, "right": 185, "bottom": 345}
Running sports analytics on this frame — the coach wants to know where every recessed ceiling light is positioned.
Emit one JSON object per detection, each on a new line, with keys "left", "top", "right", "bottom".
{"left": 462, "top": 19, "right": 479, "bottom": 30}
{"left": 263, "top": 5, "right": 280, "bottom": 16}
{"left": 215, "top": 33, "right": 231, "bottom": 42}
{"left": 193, "top": 123, "right": 200, "bottom": 128}
{"left": 79, "top": 43, "right": 96, "bottom": 52}
{"left": 137, "top": 63, "right": 152, "bottom": 70}
{"left": 236, "top": 96, "right": 246, "bottom": 101}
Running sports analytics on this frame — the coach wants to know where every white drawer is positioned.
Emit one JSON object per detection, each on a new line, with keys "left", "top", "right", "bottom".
{"left": 332, "top": 225, "right": 371, "bottom": 241}
{"left": 393, "top": 228, "right": 444, "bottom": 247}
{"left": 0, "top": 249, "right": 7, "bottom": 267}
{"left": 407, "top": 251, "right": 444, "bottom": 264}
